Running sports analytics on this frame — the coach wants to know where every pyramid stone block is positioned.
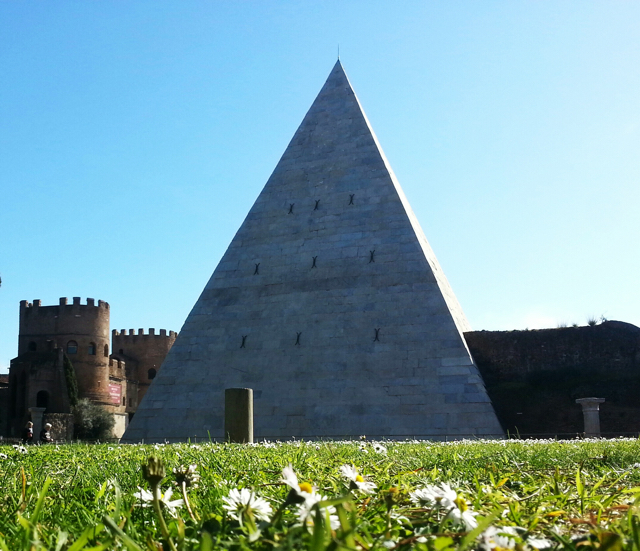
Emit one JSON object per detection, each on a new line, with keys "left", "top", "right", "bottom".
{"left": 122, "top": 61, "right": 503, "bottom": 442}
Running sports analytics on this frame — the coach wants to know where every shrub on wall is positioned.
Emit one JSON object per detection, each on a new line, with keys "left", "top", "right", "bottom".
{"left": 73, "top": 399, "right": 114, "bottom": 441}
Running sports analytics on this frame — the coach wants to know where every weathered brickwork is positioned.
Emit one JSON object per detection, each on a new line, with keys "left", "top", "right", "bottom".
{"left": 4, "top": 298, "right": 175, "bottom": 439}
{"left": 465, "top": 321, "right": 640, "bottom": 436}
{"left": 112, "top": 329, "right": 177, "bottom": 406}
{"left": 123, "top": 61, "right": 503, "bottom": 442}
{"left": 18, "top": 298, "right": 111, "bottom": 404}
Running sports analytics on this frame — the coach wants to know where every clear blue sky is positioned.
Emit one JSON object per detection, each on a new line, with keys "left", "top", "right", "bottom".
{"left": 1, "top": 2, "right": 638, "bottom": 372}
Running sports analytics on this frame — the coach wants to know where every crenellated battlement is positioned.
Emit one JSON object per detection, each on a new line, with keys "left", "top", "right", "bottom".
{"left": 112, "top": 328, "right": 177, "bottom": 338}
{"left": 20, "top": 297, "right": 110, "bottom": 315}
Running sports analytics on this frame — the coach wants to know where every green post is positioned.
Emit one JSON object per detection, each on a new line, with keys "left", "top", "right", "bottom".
{"left": 225, "top": 388, "right": 253, "bottom": 443}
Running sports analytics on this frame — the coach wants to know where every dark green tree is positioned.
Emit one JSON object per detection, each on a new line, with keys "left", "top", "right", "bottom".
{"left": 73, "top": 399, "right": 115, "bottom": 441}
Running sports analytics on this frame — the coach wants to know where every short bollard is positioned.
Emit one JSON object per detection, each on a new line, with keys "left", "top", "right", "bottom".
{"left": 225, "top": 388, "right": 254, "bottom": 443}
{"left": 576, "top": 397, "right": 605, "bottom": 437}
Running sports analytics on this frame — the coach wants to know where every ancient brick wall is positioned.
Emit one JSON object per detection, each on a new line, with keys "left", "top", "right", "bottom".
{"left": 4, "top": 298, "right": 176, "bottom": 440}
{"left": 0, "top": 387, "right": 8, "bottom": 437}
{"left": 6, "top": 350, "right": 71, "bottom": 436}
{"left": 111, "top": 329, "right": 177, "bottom": 405}
{"left": 464, "top": 321, "right": 640, "bottom": 436}
{"left": 43, "top": 412, "right": 74, "bottom": 442}
{"left": 106, "top": 356, "right": 131, "bottom": 419}
{"left": 19, "top": 298, "right": 111, "bottom": 405}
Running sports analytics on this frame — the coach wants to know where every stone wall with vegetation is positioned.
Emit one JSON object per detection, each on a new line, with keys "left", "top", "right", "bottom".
{"left": 465, "top": 321, "right": 640, "bottom": 436}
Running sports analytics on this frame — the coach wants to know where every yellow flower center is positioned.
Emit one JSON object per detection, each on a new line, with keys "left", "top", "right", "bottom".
{"left": 356, "top": 475, "right": 364, "bottom": 483}
{"left": 455, "top": 496, "right": 467, "bottom": 511}
{"left": 299, "top": 482, "right": 313, "bottom": 494}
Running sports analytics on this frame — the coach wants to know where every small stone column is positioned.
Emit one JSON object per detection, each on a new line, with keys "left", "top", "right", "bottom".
{"left": 576, "top": 397, "right": 605, "bottom": 437}
{"left": 28, "top": 407, "right": 46, "bottom": 443}
{"left": 225, "top": 388, "right": 253, "bottom": 443}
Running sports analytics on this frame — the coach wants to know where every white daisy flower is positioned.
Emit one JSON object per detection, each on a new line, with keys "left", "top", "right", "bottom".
{"left": 527, "top": 535, "right": 553, "bottom": 549}
{"left": 0, "top": 453, "right": 8, "bottom": 460}
{"left": 410, "top": 485, "right": 441, "bottom": 507}
{"left": 296, "top": 491, "right": 340, "bottom": 531}
{"left": 339, "top": 464, "right": 377, "bottom": 494}
{"left": 446, "top": 506, "right": 478, "bottom": 531}
{"left": 409, "top": 483, "right": 456, "bottom": 509}
{"left": 480, "top": 526, "right": 520, "bottom": 549}
{"left": 133, "top": 486, "right": 184, "bottom": 517}
{"left": 411, "top": 483, "right": 478, "bottom": 530}
{"left": 281, "top": 464, "right": 315, "bottom": 503}
{"left": 223, "top": 488, "right": 272, "bottom": 524}
{"left": 372, "top": 442, "right": 388, "bottom": 455}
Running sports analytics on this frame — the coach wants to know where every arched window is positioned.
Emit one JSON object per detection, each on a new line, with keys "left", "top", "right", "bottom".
{"left": 104, "top": 344, "right": 109, "bottom": 357}
{"left": 148, "top": 368, "right": 157, "bottom": 380}
{"left": 122, "top": 397, "right": 126, "bottom": 406}
{"left": 66, "top": 341, "right": 78, "bottom": 354}
{"left": 88, "top": 342, "right": 96, "bottom": 355}
{"left": 36, "top": 390, "right": 49, "bottom": 409}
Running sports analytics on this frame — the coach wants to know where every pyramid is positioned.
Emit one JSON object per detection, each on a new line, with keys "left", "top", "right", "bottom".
{"left": 123, "top": 61, "right": 503, "bottom": 442}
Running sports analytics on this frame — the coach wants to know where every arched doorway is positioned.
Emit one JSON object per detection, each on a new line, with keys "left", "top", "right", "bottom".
{"left": 36, "top": 390, "right": 49, "bottom": 409}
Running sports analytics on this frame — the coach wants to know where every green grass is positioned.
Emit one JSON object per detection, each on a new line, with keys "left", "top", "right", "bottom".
{"left": 2, "top": 438, "right": 640, "bottom": 549}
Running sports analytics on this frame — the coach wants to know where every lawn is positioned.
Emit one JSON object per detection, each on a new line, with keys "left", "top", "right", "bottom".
{"left": 1, "top": 438, "right": 640, "bottom": 550}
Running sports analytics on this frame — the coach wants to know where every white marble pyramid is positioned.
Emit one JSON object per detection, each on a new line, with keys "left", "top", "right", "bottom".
{"left": 123, "top": 61, "right": 503, "bottom": 442}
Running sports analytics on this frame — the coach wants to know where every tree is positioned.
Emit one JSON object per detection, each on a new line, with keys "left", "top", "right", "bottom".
{"left": 73, "top": 399, "right": 115, "bottom": 441}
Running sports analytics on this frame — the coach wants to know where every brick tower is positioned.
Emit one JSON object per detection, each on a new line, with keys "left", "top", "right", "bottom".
{"left": 18, "top": 297, "right": 111, "bottom": 404}
{"left": 6, "top": 298, "right": 177, "bottom": 440}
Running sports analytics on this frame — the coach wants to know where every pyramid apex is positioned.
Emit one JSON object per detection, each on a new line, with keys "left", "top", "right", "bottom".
{"left": 321, "top": 58, "right": 350, "bottom": 89}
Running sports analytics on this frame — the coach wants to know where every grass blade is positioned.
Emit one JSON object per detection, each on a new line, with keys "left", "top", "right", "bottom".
{"left": 30, "top": 477, "right": 53, "bottom": 525}
{"left": 103, "top": 515, "right": 142, "bottom": 551}
{"left": 67, "top": 524, "right": 105, "bottom": 551}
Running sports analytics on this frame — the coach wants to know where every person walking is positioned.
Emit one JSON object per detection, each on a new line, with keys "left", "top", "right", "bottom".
{"left": 22, "top": 421, "right": 34, "bottom": 444}
{"left": 39, "top": 423, "right": 53, "bottom": 444}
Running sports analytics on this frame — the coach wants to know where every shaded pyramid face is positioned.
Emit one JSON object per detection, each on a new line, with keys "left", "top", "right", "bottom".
{"left": 123, "top": 61, "right": 503, "bottom": 442}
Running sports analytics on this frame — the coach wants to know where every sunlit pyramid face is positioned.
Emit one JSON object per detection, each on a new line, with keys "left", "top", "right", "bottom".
{"left": 122, "top": 61, "right": 502, "bottom": 443}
